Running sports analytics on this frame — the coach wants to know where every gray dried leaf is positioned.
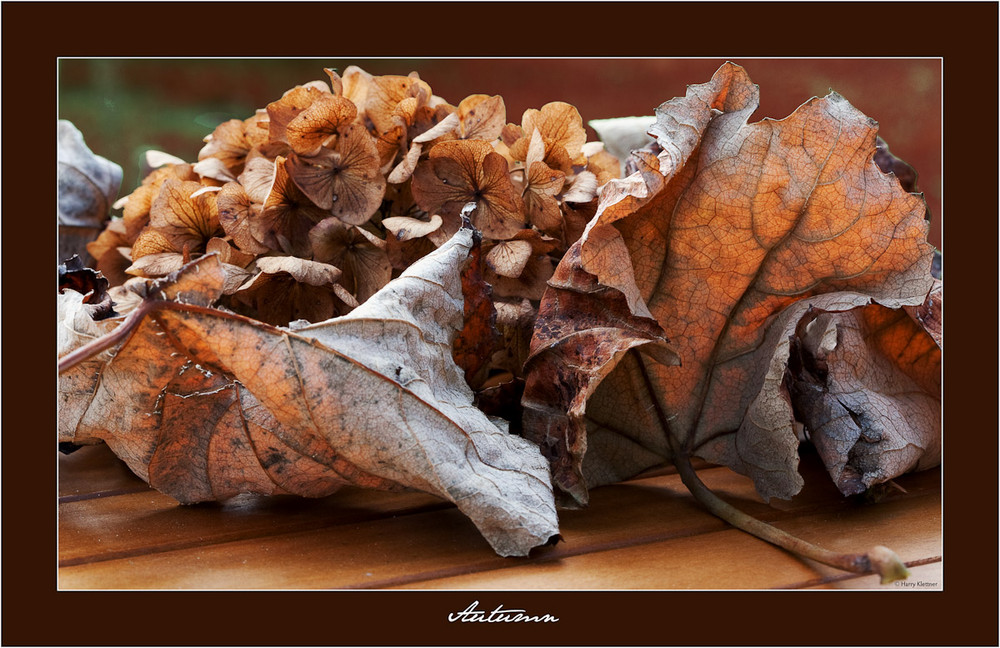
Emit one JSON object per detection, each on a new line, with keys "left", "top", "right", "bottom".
{"left": 57, "top": 120, "right": 123, "bottom": 226}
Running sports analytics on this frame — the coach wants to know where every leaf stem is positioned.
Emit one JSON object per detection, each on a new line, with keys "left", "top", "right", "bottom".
{"left": 673, "top": 453, "right": 910, "bottom": 584}
{"left": 58, "top": 301, "right": 152, "bottom": 373}
{"left": 58, "top": 300, "right": 292, "bottom": 374}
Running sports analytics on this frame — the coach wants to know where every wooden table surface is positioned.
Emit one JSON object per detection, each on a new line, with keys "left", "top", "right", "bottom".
{"left": 58, "top": 443, "right": 942, "bottom": 590}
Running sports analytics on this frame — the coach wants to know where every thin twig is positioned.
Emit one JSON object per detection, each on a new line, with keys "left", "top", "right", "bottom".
{"left": 58, "top": 299, "right": 288, "bottom": 374}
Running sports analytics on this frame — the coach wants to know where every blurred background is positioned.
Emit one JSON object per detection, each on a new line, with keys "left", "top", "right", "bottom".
{"left": 58, "top": 58, "right": 941, "bottom": 248}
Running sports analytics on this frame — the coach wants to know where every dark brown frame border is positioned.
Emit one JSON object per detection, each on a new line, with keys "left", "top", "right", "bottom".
{"left": 4, "top": 2, "right": 995, "bottom": 646}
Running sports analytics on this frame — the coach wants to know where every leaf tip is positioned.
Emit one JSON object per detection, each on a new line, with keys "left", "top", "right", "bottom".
{"left": 459, "top": 200, "right": 477, "bottom": 224}
{"left": 459, "top": 201, "right": 483, "bottom": 245}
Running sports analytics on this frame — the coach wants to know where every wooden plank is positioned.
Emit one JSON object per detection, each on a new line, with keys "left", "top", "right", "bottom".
{"left": 56, "top": 467, "right": 746, "bottom": 589}
{"left": 803, "top": 560, "right": 943, "bottom": 590}
{"left": 58, "top": 461, "right": 939, "bottom": 590}
{"left": 57, "top": 463, "right": 740, "bottom": 570}
{"left": 58, "top": 505, "right": 500, "bottom": 589}
{"left": 393, "top": 491, "right": 941, "bottom": 590}
{"left": 54, "top": 462, "right": 805, "bottom": 569}
{"left": 59, "top": 444, "right": 150, "bottom": 500}
{"left": 60, "top": 487, "right": 446, "bottom": 566}
{"left": 62, "top": 469, "right": 727, "bottom": 588}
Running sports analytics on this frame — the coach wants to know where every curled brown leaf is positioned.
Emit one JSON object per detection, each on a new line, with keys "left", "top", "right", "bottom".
{"left": 787, "top": 298, "right": 941, "bottom": 496}
{"left": 523, "top": 62, "right": 937, "bottom": 504}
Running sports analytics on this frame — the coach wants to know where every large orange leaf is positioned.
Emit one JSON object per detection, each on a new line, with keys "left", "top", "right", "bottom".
{"left": 59, "top": 228, "right": 558, "bottom": 557}
{"left": 523, "top": 62, "right": 937, "bottom": 505}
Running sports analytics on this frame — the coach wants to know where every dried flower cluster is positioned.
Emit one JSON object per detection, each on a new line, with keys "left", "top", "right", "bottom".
{"left": 64, "top": 62, "right": 940, "bottom": 575}
{"left": 88, "top": 65, "right": 621, "bottom": 397}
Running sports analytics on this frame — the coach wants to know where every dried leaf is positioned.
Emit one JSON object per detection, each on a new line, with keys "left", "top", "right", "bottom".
{"left": 285, "top": 94, "right": 358, "bottom": 156}
{"left": 57, "top": 288, "right": 122, "bottom": 445}
{"left": 560, "top": 170, "right": 598, "bottom": 204}
{"left": 131, "top": 227, "right": 176, "bottom": 259}
{"left": 374, "top": 123, "right": 408, "bottom": 172}
{"left": 382, "top": 214, "right": 443, "bottom": 241}
{"left": 787, "top": 296, "right": 941, "bottom": 496}
{"left": 340, "top": 65, "right": 375, "bottom": 107}
{"left": 323, "top": 67, "right": 344, "bottom": 96}
{"left": 57, "top": 120, "right": 123, "bottom": 226}
{"left": 523, "top": 245, "right": 678, "bottom": 504}
{"left": 266, "top": 84, "right": 332, "bottom": 145}
{"left": 523, "top": 157, "right": 566, "bottom": 232}
{"left": 523, "top": 62, "right": 937, "bottom": 505}
{"left": 382, "top": 214, "right": 443, "bottom": 270}
{"left": 873, "top": 136, "right": 919, "bottom": 194}
{"left": 387, "top": 141, "right": 424, "bottom": 184}
{"left": 491, "top": 298, "right": 537, "bottom": 378}
{"left": 197, "top": 119, "right": 251, "bottom": 176}
{"left": 86, "top": 220, "right": 132, "bottom": 286}
{"left": 238, "top": 156, "right": 276, "bottom": 204}
{"left": 58, "top": 257, "right": 226, "bottom": 447}
{"left": 121, "top": 184, "right": 159, "bottom": 241}
{"left": 143, "top": 150, "right": 188, "bottom": 171}
{"left": 58, "top": 256, "right": 116, "bottom": 321}
{"left": 410, "top": 109, "right": 460, "bottom": 145}
{"left": 216, "top": 181, "right": 271, "bottom": 255}
{"left": 451, "top": 229, "right": 499, "bottom": 388}
{"left": 584, "top": 148, "right": 622, "bottom": 186}
{"left": 557, "top": 197, "right": 597, "bottom": 252}
{"left": 484, "top": 230, "right": 557, "bottom": 301}
{"left": 205, "top": 237, "right": 256, "bottom": 268}
{"left": 486, "top": 239, "right": 534, "bottom": 278}
{"left": 62, "top": 230, "right": 559, "bottom": 557}
{"left": 344, "top": 69, "right": 434, "bottom": 143}
{"left": 126, "top": 251, "right": 187, "bottom": 279}
{"left": 121, "top": 164, "right": 200, "bottom": 243}
{"left": 192, "top": 157, "right": 237, "bottom": 183}
{"left": 905, "top": 279, "right": 942, "bottom": 347}
{"left": 508, "top": 102, "right": 588, "bottom": 173}
{"left": 588, "top": 115, "right": 655, "bottom": 174}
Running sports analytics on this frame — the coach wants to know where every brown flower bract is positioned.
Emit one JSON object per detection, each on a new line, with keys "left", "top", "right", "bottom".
{"left": 411, "top": 140, "right": 524, "bottom": 240}
{"left": 286, "top": 123, "right": 385, "bottom": 224}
